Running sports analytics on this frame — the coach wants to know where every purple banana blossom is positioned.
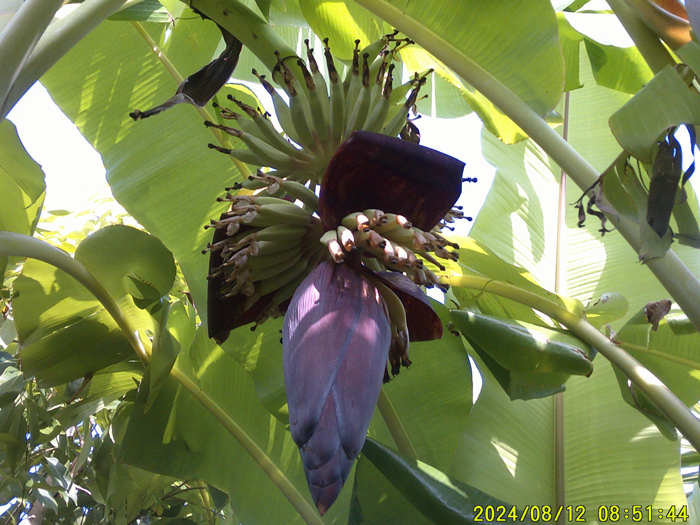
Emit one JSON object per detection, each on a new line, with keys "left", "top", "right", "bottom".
{"left": 283, "top": 261, "right": 390, "bottom": 514}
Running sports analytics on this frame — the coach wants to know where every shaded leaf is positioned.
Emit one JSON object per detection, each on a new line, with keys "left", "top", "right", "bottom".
{"left": 647, "top": 133, "right": 682, "bottom": 238}
{"left": 220, "top": 317, "right": 288, "bottom": 422}
{"left": 450, "top": 48, "right": 687, "bottom": 508}
{"left": 146, "top": 301, "right": 181, "bottom": 411}
{"left": 361, "top": 438, "right": 527, "bottom": 525}
{"left": 563, "top": 12, "right": 653, "bottom": 93}
{"left": 445, "top": 236, "right": 584, "bottom": 327}
{"left": 583, "top": 39, "right": 653, "bottom": 95}
{"left": 674, "top": 182, "right": 700, "bottom": 248}
{"left": 298, "top": 0, "right": 385, "bottom": 60}
{"left": 348, "top": 454, "right": 432, "bottom": 525}
{"left": 399, "top": 47, "right": 473, "bottom": 119}
{"left": 557, "top": 13, "right": 583, "bottom": 91}
{"left": 451, "top": 311, "right": 594, "bottom": 377}
{"left": 122, "top": 327, "right": 350, "bottom": 524}
{"left": 611, "top": 364, "right": 678, "bottom": 441}
{"left": 15, "top": 226, "right": 174, "bottom": 386}
{"left": 400, "top": 46, "right": 523, "bottom": 142}
{"left": 355, "top": 0, "right": 564, "bottom": 120}
{"left": 108, "top": 0, "right": 171, "bottom": 22}
{"left": 41, "top": 18, "right": 234, "bottom": 320}
{"left": 0, "top": 366, "right": 24, "bottom": 405}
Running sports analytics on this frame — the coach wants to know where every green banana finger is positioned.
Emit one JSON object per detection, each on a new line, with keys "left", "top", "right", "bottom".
{"left": 298, "top": 58, "right": 330, "bottom": 145}
{"left": 246, "top": 203, "right": 313, "bottom": 228}
{"left": 207, "top": 125, "right": 305, "bottom": 171}
{"left": 278, "top": 179, "right": 319, "bottom": 211}
{"left": 229, "top": 97, "right": 315, "bottom": 162}
{"left": 253, "top": 69, "right": 305, "bottom": 148}
{"left": 345, "top": 54, "right": 372, "bottom": 134}
{"left": 344, "top": 40, "right": 363, "bottom": 118}
{"left": 341, "top": 211, "right": 371, "bottom": 231}
{"left": 254, "top": 246, "right": 322, "bottom": 296}
{"left": 325, "top": 39, "right": 346, "bottom": 149}
{"left": 249, "top": 250, "right": 304, "bottom": 282}
{"left": 320, "top": 229, "right": 344, "bottom": 262}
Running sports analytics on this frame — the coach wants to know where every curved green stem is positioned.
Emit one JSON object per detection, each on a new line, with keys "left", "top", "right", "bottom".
{"left": 377, "top": 388, "right": 418, "bottom": 460}
{"left": 442, "top": 274, "right": 700, "bottom": 453}
{"left": 1, "top": 0, "right": 129, "bottom": 120}
{"left": 169, "top": 368, "right": 324, "bottom": 525}
{"left": 0, "top": 231, "right": 148, "bottom": 364}
{"left": 0, "top": 232, "right": 323, "bottom": 524}
{"left": 0, "top": 0, "right": 64, "bottom": 116}
{"left": 618, "top": 341, "right": 700, "bottom": 371}
{"left": 353, "top": 0, "right": 700, "bottom": 335}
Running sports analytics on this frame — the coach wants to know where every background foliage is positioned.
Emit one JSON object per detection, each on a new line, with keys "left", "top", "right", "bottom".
{"left": 2, "top": 0, "right": 700, "bottom": 523}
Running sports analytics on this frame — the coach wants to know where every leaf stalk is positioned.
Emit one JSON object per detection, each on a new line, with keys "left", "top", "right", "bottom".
{"left": 377, "top": 387, "right": 418, "bottom": 460}
{"left": 442, "top": 273, "right": 700, "bottom": 452}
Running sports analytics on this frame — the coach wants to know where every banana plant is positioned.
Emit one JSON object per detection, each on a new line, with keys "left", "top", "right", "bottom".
{"left": 3, "top": 0, "right": 700, "bottom": 523}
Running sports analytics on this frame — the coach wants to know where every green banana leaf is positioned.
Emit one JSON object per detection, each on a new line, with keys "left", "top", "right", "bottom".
{"left": 298, "top": 0, "right": 384, "bottom": 60}
{"left": 610, "top": 65, "right": 700, "bottom": 163}
{"left": 121, "top": 327, "right": 351, "bottom": 524}
{"left": 616, "top": 306, "right": 700, "bottom": 406}
{"left": 13, "top": 225, "right": 175, "bottom": 385}
{"left": 367, "top": 301, "right": 472, "bottom": 471}
{"left": 444, "top": 43, "right": 688, "bottom": 506}
{"left": 0, "top": 119, "right": 45, "bottom": 281}
{"left": 10, "top": 0, "right": 700, "bottom": 522}
{"left": 451, "top": 310, "right": 595, "bottom": 401}
{"left": 561, "top": 11, "right": 654, "bottom": 94}
{"left": 40, "top": 15, "right": 235, "bottom": 320}
{"left": 331, "top": 0, "right": 564, "bottom": 143}
{"left": 108, "top": 0, "right": 170, "bottom": 22}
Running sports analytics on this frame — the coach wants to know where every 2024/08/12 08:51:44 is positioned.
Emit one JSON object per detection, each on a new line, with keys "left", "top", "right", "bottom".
{"left": 471, "top": 504, "right": 690, "bottom": 522}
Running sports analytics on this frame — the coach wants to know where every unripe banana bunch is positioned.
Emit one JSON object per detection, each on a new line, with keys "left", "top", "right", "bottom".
{"left": 322, "top": 208, "right": 463, "bottom": 289}
{"left": 204, "top": 190, "right": 326, "bottom": 325}
{"left": 209, "top": 33, "right": 432, "bottom": 185}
